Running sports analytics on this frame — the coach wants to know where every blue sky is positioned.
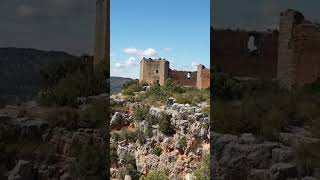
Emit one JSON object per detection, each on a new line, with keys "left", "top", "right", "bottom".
{"left": 110, "top": 0, "right": 210, "bottom": 78}
{"left": 212, "top": 0, "right": 320, "bottom": 31}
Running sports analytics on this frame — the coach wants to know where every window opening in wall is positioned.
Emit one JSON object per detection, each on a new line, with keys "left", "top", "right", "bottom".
{"left": 248, "top": 35, "right": 258, "bottom": 52}
{"left": 156, "top": 70, "right": 158, "bottom": 73}
{"left": 187, "top": 72, "right": 191, "bottom": 79}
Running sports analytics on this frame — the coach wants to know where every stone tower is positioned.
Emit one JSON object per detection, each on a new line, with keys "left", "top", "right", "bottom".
{"left": 94, "top": 0, "right": 109, "bottom": 64}
{"left": 139, "top": 58, "right": 169, "bottom": 86}
{"left": 197, "top": 64, "right": 210, "bottom": 89}
{"left": 277, "top": 9, "right": 304, "bottom": 88}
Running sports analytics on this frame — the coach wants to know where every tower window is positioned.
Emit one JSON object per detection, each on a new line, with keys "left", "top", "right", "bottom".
{"left": 156, "top": 70, "right": 158, "bottom": 73}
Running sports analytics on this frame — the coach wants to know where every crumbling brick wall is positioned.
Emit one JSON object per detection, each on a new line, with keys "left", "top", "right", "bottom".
{"left": 169, "top": 70, "right": 197, "bottom": 87}
{"left": 292, "top": 19, "right": 320, "bottom": 86}
{"left": 212, "top": 29, "right": 279, "bottom": 80}
{"left": 278, "top": 9, "right": 320, "bottom": 87}
{"left": 140, "top": 58, "right": 210, "bottom": 89}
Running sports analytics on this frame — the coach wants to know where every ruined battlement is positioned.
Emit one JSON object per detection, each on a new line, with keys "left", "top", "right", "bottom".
{"left": 139, "top": 58, "right": 210, "bottom": 89}
{"left": 213, "top": 9, "right": 320, "bottom": 88}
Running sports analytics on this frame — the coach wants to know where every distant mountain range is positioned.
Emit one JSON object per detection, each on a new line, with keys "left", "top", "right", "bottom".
{"left": 0, "top": 47, "right": 75, "bottom": 100}
{"left": 110, "top": 76, "right": 133, "bottom": 94}
{"left": 0, "top": 47, "right": 135, "bottom": 104}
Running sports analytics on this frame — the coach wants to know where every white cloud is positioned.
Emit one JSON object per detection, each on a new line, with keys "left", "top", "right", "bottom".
{"left": 115, "top": 63, "right": 122, "bottom": 68}
{"left": 123, "top": 48, "right": 138, "bottom": 55}
{"left": 123, "top": 47, "right": 159, "bottom": 59}
{"left": 164, "top": 48, "right": 172, "bottom": 52}
{"left": 125, "top": 57, "right": 138, "bottom": 65}
{"left": 140, "top": 48, "right": 158, "bottom": 58}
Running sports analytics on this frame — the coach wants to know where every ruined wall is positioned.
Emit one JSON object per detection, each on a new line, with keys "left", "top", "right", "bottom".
{"left": 94, "top": 0, "right": 107, "bottom": 64}
{"left": 293, "top": 23, "right": 320, "bottom": 86}
{"left": 169, "top": 70, "right": 197, "bottom": 87}
{"left": 212, "top": 29, "right": 279, "bottom": 80}
{"left": 197, "top": 65, "right": 210, "bottom": 89}
{"left": 139, "top": 58, "right": 169, "bottom": 86}
{"left": 277, "top": 9, "right": 320, "bottom": 87}
{"left": 140, "top": 58, "right": 210, "bottom": 89}
{"left": 277, "top": 10, "right": 304, "bottom": 87}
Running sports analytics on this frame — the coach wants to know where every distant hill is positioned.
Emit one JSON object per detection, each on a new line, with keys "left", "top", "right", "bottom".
{"left": 0, "top": 47, "right": 76, "bottom": 102}
{"left": 110, "top": 76, "right": 134, "bottom": 94}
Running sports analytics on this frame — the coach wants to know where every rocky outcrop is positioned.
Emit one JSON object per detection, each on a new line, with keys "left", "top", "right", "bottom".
{"left": 212, "top": 131, "right": 320, "bottom": 180}
{"left": 110, "top": 95, "right": 210, "bottom": 179}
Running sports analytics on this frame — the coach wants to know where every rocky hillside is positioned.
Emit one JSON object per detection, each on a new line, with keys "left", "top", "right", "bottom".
{"left": 110, "top": 84, "right": 210, "bottom": 179}
{"left": 0, "top": 47, "right": 75, "bottom": 98}
{"left": 211, "top": 73, "right": 320, "bottom": 180}
{"left": 0, "top": 93, "right": 108, "bottom": 179}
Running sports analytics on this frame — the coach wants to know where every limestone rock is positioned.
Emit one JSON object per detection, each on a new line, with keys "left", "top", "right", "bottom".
{"left": 8, "top": 160, "right": 34, "bottom": 180}
{"left": 270, "top": 163, "right": 297, "bottom": 180}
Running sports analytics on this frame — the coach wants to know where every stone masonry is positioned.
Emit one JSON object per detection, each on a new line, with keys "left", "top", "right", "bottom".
{"left": 139, "top": 58, "right": 210, "bottom": 89}
{"left": 94, "top": 0, "right": 109, "bottom": 64}
{"left": 213, "top": 9, "right": 320, "bottom": 88}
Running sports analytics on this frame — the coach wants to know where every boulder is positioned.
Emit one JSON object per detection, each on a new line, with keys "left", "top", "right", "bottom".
{"left": 272, "top": 148, "right": 293, "bottom": 163}
{"left": 270, "top": 163, "right": 297, "bottom": 180}
{"left": 248, "top": 169, "right": 270, "bottom": 180}
{"left": 149, "top": 107, "right": 162, "bottom": 118}
{"left": 166, "top": 97, "right": 176, "bottom": 107}
{"left": 239, "top": 133, "right": 256, "bottom": 144}
{"left": 8, "top": 160, "right": 34, "bottom": 180}
{"left": 110, "top": 112, "right": 123, "bottom": 128}
{"left": 124, "top": 175, "right": 132, "bottom": 180}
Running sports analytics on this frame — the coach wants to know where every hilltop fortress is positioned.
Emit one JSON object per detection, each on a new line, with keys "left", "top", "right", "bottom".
{"left": 212, "top": 9, "right": 320, "bottom": 88}
{"left": 139, "top": 58, "right": 210, "bottom": 89}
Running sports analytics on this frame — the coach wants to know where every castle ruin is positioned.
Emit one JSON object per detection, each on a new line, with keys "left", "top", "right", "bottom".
{"left": 94, "top": 0, "right": 109, "bottom": 65}
{"left": 212, "top": 9, "right": 320, "bottom": 88}
{"left": 139, "top": 58, "right": 210, "bottom": 89}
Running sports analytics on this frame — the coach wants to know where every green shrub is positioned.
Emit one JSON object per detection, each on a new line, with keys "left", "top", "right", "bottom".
{"left": 178, "top": 136, "right": 187, "bottom": 149}
{"left": 38, "top": 59, "right": 107, "bottom": 107}
{"left": 140, "top": 171, "right": 169, "bottom": 180}
{"left": 136, "top": 129, "right": 146, "bottom": 144}
{"left": 122, "top": 80, "right": 143, "bottom": 96}
{"left": 159, "top": 113, "right": 175, "bottom": 136}
{"left": 110, "top": 144, "right": 118, "bottom": 165}
{"left": 47, "top": 107, "right": 79, "bottom": 130}
{"left": 211, "top": 73, "right": 243, "bottom": 100}
{"left": 134, "top": 107, "right": 149, "bottom": 122}
{"left": 40, "top": 58, "right": 85, "bottom": 89}
{"left": 193, "top": 154, "right": 210, "bottom": 180}
{"left": 174, "top": 89, "right": 209, "bottom": 105}
{"left": 162, "top": 78, "right": 185, "bottom": 93}
{"left": 153, "top": 146, "right": 162, "bottom": 156}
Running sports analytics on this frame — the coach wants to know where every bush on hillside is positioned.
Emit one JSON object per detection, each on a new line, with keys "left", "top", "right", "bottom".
{"left": 38, "top": 59, "right": 107, "bottom": 107}
{"left": 122, "top": 80, "right": 144, "bottom": 96}
{"left": 211, "top": 72, "right": 243, "bottom": 100}
{"left": 133, "top": 107, "right": 150, "bottom": 122}
{"left": 193, "top": 154, "right": 210, "bottom": 180}
{"left": 174, "top": 89, "right": 209, "bottom": 105}
{"left": 162, "top": 78, "right": 185, "bottom": 93}
{"left": 159, "top": 113, "right": 175, "bottom": 136}
{"left": 47, "top": 107, "right": 79, "bottom": 130}
{"left": 153, "top": 146, "right": 162, "bottom": 157}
